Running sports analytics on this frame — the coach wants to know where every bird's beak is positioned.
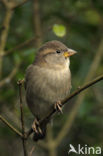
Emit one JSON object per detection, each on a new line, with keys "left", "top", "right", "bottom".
{"left": 63, "top": 48, "right": 77, "bottom": 58}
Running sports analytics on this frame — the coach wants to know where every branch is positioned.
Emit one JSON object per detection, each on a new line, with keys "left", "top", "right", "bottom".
{"left": 0, "top": 74, "right": 103, "bottom": 146}
{"left": 26, "top": 74, "right": 103, "bottom": 138}
{"left": 0, "top": 115, "right": 23, "bottom": 137}
{"left": 0, "top": 7, "right": 13, "bottom": 78}
{"left": 0, "top": 3, "right": 13, "bottom": 50}
{"left": 18, "top": 80, "right": 28, "bottom": 156}
{"left": 0, "top": 0, "right": 33, "bottom": 59}
{"left": 33, "top": 0, "right": 43, "bottom": 47}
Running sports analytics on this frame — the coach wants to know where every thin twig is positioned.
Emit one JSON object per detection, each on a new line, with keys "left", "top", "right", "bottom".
{"left": 18, "top": 80, "right": 28, "bottom": 156}
{"left": 0, "top": 74, "right": 103, "bottom": 142}
{"left": 33, "top": 0, "right": 43, "bottom": 47}
{"left": 62, "top": 74, "right": 103, "bottom": 104}
{"left": 26, "top": 74, "right": 103, "bottom": 139}
{"left": 0, "top": 115, "right": 23, "bottom": 137}
{"left": 0, "top": 8, "right": 13, "bottom": 78}
{"left": 0, "top": 74, "right": 103, "bottom": 145}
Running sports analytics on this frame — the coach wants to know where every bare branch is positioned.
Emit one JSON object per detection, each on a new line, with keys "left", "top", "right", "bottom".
{"left": 0, "top": 115, "right": 23, "bottom": 137}
{"left": 0, "top": 74, "right": 103, "bottom": 145}
{"left": 33, "top": 0, "right": 43, "bottom": 47}
{"left": 0, "top": 3, "right": 13, "bottom": 49}
{"left": 18, "top": 80, "right": 28, "bottom": 156}
{"left": 0, "top": 8, "right": 13, "bottom": 78}
{"left": 26, "top": 74, "right": 103, "bottom": 139}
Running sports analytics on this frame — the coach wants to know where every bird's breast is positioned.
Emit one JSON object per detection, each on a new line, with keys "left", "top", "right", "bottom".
{"left": 28, "top": 65, "right": 71, "bottom": 103}
{"left": 26, "top": 64, "right": 71, "bottom": 119}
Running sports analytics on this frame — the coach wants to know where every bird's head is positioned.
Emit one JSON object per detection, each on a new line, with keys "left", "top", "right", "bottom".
{"left": 34, "top": 40, "right": 77, "bottom": 69}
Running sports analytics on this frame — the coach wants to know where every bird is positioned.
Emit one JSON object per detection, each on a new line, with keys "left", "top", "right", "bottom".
{"left": 25, "top": 40, "right": 77, "bottom": 141}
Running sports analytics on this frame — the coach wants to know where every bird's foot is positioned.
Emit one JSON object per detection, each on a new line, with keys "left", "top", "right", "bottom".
{"left": 54, "top": 100, "right": 63, "bottom": 113}
{"left": 32, "top": 119, "right": 42, "bottom": 134}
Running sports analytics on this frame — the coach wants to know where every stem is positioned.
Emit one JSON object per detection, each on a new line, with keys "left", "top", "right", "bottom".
{"left": 26, "top": 74, "right": 103, "bottom": 139}
{"left": 33, "top": 0, "right": 43, "bottom": 47}
{"left": 62, "top": 74, "right": 103, "bottom": 104}
{"left": 0, "top": 9, "right": 13, "bottom": 79}
{"left": 18, "top": 80, "right": 28, "bottom": 156}
{"left": 0, "top": 115, "right": 22, "bottom": 137}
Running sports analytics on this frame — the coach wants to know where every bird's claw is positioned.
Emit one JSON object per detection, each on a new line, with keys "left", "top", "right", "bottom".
{"left": 32, "top": 119, "right": 42, "bottom": 134}
{"left": 54, "top": 100, "right": 63, "bottom": 113}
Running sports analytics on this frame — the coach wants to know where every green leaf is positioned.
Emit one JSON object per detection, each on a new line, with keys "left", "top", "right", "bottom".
{"left": 53, "top": 24, "right": 66, "bottom": 37}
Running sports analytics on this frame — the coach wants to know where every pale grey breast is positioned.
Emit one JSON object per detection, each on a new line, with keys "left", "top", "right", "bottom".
{"left": 25, "top": 64, "right": 71, "bottom": 119}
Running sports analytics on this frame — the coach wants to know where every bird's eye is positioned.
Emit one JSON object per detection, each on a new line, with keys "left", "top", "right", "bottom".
{"left": 56, "top": 50, "right": 61, "bottom": 54}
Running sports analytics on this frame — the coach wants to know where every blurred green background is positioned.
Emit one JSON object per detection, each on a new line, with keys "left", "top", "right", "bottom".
{"left": 0, "top": 0, "right": 103, "bottom": 156}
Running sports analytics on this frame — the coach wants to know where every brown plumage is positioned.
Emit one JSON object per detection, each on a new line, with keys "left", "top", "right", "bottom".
{"left": 25, "top": 40, "right": 76, "bottom": 141}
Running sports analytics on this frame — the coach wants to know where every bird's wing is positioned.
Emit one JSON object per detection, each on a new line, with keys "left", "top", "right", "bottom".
{"left": 25, "top": 64, "right": 34, "bottom": 90}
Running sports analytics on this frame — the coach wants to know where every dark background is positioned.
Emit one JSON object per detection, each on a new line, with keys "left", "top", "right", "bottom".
{"left": 0, "top": 0, "right": 103, "bottom": 155}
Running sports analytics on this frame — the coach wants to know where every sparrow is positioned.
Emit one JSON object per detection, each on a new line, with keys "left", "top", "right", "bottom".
{"left": 25, "top": 40, "right": 77, "bottom": 141}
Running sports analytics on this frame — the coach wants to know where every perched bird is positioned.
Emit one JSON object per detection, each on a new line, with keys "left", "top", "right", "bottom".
{"left": 25, "top": 40, "right": 77, "bottom": 141}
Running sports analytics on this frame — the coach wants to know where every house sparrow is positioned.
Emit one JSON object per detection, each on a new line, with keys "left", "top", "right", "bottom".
{"left": 25, "top": 40, "right": 77, "bottom": 141}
